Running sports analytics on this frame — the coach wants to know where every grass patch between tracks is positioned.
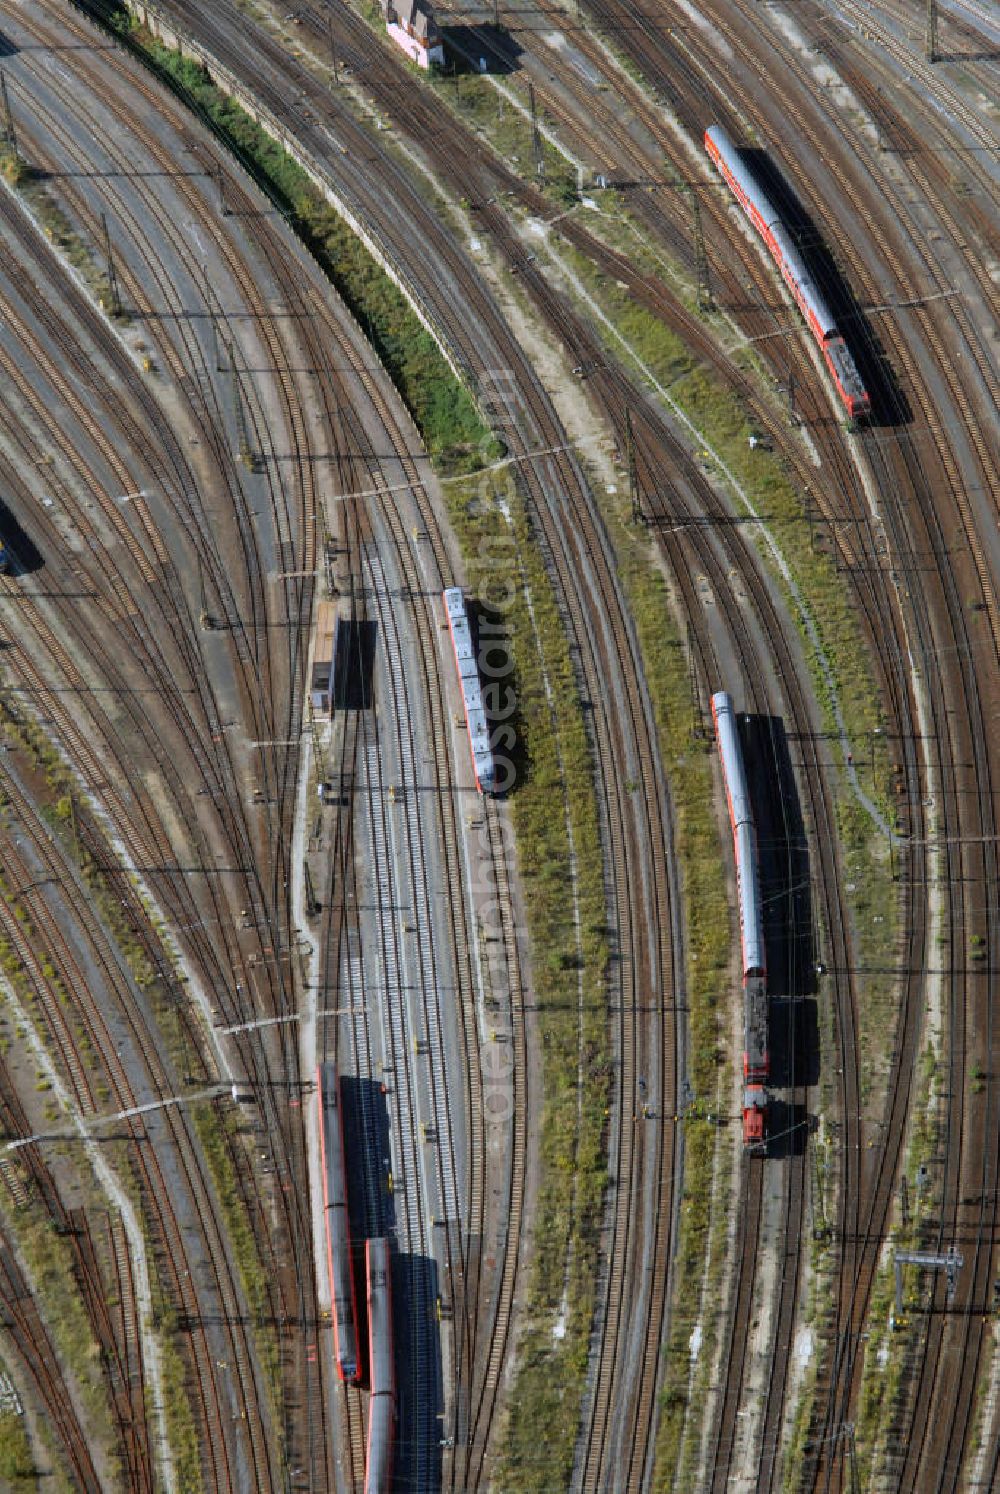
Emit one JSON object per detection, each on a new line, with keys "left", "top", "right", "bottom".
{"left": 0, "top": 1190, "right": 119, "bottom": 1483}
{"left": 0, "top": 144, "right": 30, "bottom": 189}
{"left": 425, "top": 61, "right": 580, "bottom": 209}
{"left": 148, "top": 1297, "right": 203, "bottom": 1491}
{"left": 605, "top": 497, "right": 735, "bottom": 1488}
{"left": 0, "top": 138, "right": 126, "bottom": 317}
{"left": 853, "top": 1040, "right": 942, "bottom": 1483}
{"left": 0, "top": 1407, "right": 35, "bottom": 1484}
{"left": 0, "top": 707, "right": 277, "bottom": 1486}
{"left": 191, "top": 1099, "right": 283, "bottom": 1414}
{"left": 59, "top": 810, "right": 285, "bottom": 1463}
{"left": 86, "top": 1, "right": 499, "bottom": 476}
{"left": 527, "top": 224, "right": 900, "bottom": 1480}
{"left": 444, "top": 472, "right": 609, "bottom": 1489}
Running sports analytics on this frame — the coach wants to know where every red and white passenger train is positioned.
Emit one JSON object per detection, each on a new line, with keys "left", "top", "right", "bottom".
{"left": 712, "top": 692, "right": 769, "bottom": 1151}
{"left": 705, "top": 124, "right": 870, "bottom": 421}
{"left": 317, "top": 1067, "right": 397, "bottom": 1489}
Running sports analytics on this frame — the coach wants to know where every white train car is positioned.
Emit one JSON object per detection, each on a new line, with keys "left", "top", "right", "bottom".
{"left": 364, "top": 1237, "right": 396, "bottom": 1494}
{"left": 317, "top": 1062, "right": 360, "bottom": 1380}
{"left": 443, "top": 588, "right": 495, "bottom": 793}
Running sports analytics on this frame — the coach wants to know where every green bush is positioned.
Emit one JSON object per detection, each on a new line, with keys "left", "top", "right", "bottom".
{"left": 0, "top": 1409, "right": 35, "bottom": 1482}
{"left": 118, "top": 29, "right": 499, "bottom": 475}
{"left": 445, "top": 474, "right": 608, "bottom": 1489}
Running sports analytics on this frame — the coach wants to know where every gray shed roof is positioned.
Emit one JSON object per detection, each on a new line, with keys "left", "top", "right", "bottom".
{"left": 390, "top": 0, "right": 439, "bottom": 42}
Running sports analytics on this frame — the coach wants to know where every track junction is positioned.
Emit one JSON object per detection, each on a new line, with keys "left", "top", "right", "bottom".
{"left": 0, "top": 0, "right": 994, "bottom": 1488}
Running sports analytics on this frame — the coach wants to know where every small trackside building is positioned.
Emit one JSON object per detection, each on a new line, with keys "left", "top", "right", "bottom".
{"left": 384, "top": 0, "right": 445, "bottom": 68}
{"left": 310, "top": 599, "right": 337, "bottom": 716}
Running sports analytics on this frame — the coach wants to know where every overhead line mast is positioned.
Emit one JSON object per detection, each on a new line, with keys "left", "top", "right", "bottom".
{"left": 528, "top": 82, "right": 544, "bottom": 179}
{"left": 101, "top": 212, "right": 122, "bottom": 319}
{"left": 687, "top": 183, "right": 713, "bottom": 312}
{"left": 0, "top": 69, "right": 19, "bottom": 165}
{"left": 926, "top": 0, "right": 939, "bottom": 62}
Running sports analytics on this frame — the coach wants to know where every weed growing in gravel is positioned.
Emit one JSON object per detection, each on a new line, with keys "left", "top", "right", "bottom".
{"left": 191, "top": 1101, "right": 283, "bottom": 1419}
{"left": 853, "top": 1042, "right": 941, "bottom": 1483}
{"left": 102, "top": 15, "right": 500, "bottom": 474}
{"left": 147, "top": 1295, "right": 201, "bottom": 1490}
{"left": 0, "top": 144, "right": 30, "bottom": 188}
{"left": 0, "top": 1407, "right": 35, "bottom": 1483}
{"left": 425, "top": 63, "right": 578, "bottom": 208}
{"left": 608, "top": 515, "right": 733, "bottom": 1488}
{"left": 446, "top": 471, "right": 609, "bottom": 1489}
{"left": 0, "top": 1192, "right": 118, "bottom": 1480}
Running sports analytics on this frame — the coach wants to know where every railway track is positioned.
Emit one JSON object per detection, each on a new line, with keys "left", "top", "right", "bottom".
{"left": 309, "top": 282, "right": 524, "bottom": 1486}
{"left": 737, "top": 41, "right": 992, "bottom": 1494}
{"left": 0, "top": 824, "right": 143, "bottom": 1485}
{"left": 66, "top": 1208, "right": 153, "bottom": 1493}
{"left": 661, "top": 3, "right": 998, "bottom": 1485}
{"left": 13, "top": 5, "right": 992, "bottom": 1488}
{"left": 132, "top": 4, "right": 691, "bottom": 1483}
{"left": 0, "top": 1243, "right": 100, "bottom": 1490}
{"left": 0, "top": 8, "right": 412, "bottom": 1482}
{"left": 490, "top": 67, "right": 914, "bottom": 1482}
{"left": 0, "top": 157, "right": 304, "bottom": 1350}
{"left": 0, "top": 747, "right": 273, "bottom": 1490}
{"left": 121, "top": 0, "right": 926, "bottom": 1482}
{"left": 499, "top": 0, "right": 992, "bottom": 1476}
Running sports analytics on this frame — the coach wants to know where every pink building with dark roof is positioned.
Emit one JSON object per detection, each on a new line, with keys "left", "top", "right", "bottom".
{"left": 385, "top": 0, "right": 445, "bottom": 68}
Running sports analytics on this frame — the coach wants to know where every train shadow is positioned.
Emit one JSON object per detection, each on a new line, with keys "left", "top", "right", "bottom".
{"left": 741, "top": 714, "right": 814, "bottom": 1000}
{"left": 769, "top": 996, "right": 820, "bottom": 1091}
{"left": 0, "top": 496, "right": 44, "bottom": 575}
{"left": 340, "top": 1076, "right": 444, "bottom": 1483}
{"left": 468, "top": 597, "right": 522, "bottom": 799}
{"left": 333, "top": 617, "right": 377, "bottom": 710}
{"left": 340, "top": 1075, "right": 393, "bottom": 1239}
{"left": 765, "top": 1098, "right": 810, "bottom": 1159}
{"left": 393, "top": 1249, "right": 444, "bottom": 1490}
{"left": 443, "top": 24, "right": 523, "bottom": 75}
{"left": 936, "top": 47, "right": 1000, "bottom": 63}
{"left": 741, "top": 713, "right": 821, "bottom": 1120}
{"left": 740, "top": 147, "right": 911, "bottom": 428}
